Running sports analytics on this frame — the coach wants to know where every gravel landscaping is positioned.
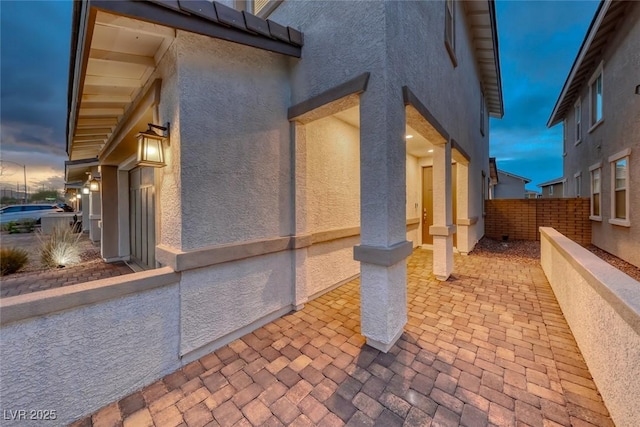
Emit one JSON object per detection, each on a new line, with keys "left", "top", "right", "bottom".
{"left": 470, "top": 236, "right": 640, "bottom": 281}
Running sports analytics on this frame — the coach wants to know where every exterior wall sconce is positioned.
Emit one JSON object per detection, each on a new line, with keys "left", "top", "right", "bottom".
{"left": 636, "top": 84, "right": 640, "bottom": 95}
{"left": 82, "top": 186, "right": 90, "bottom": 195}
{"left": 89, "top": 178, "right": 100, "bottom": 192}
{"left": 137, "top": 122, "right": 169, "bottom": 168}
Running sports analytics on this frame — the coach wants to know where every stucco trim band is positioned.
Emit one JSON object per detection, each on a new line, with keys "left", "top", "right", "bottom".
{"left": 156, "top": 237, "right": 291, "bottom": 271}
{"left": 406, "top": 218, "right": 420, "bottom": 230}
{"left": 429, "top": 224, "right": 457, "bottom": 237}
{"left": 402, "top": 86, "right": 449, "bottom": 142}
{"left": 311, "top": 226, "right": 361, "bottom": 244}
{"left": 353, "top": 241, "right": 414, "bottom": 267}
{"left": 539, "top": 227, "right": 640, "bottom": 334}
{"left": 457, "top": 217, "right": 478, "bottom": 226}
{"left": 0, "top": 267, "right": 179, "bottom": 325}
{"left": 288, "top": 72, "right": 370, "bottom": 121}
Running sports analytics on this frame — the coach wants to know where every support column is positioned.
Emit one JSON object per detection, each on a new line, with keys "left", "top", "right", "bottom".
{"left": 292, "top": 122, "right": 309, "bottom": 310}
{"left": 89, "top": 167, "right": 101, "bottom": 244}
{"left": 430, "top": 141, "right": 455, "bottom": 280}
{"left": 455, "top": 162, "right": 471, "bottom": 255}
{"left": 354, "top": 79, "right": 410, "bottom": 353}
{"left": 100, "top": 166, "right": 119, "bottom": 261}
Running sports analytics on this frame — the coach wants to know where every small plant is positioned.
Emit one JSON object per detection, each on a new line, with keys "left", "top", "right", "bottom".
{"left": 0, "top": 247, "right": 29, "bottom": 276}
{"left": 38, "top": 226, "right": 82, "bottom": 268}
{"left": 2, "top": 220, "right": 36, "bottom": 234}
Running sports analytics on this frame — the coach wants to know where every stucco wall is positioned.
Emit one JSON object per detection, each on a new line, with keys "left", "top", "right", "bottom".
{"left": 179, "top": 251, "right": 293, "bottom": 358}
{"left": 307, "top": 236, "right": 360, "bottom": 297}
{"left": 305, "top": 115, "right": 360, "bottom": 233}
{"left": 560, "top": 2, "right": 640, "bottom": 267}
{"left": 175, "top": 32, "right": 292, "bottom": 250}
{"left": 0, "top": 284, "right": 180, "bottom": 426}
{"left": 540, "top": 227, "right": 640, "bottom": 427}
{"left": 406, "top": 154, "right": 421, "bottom": 246}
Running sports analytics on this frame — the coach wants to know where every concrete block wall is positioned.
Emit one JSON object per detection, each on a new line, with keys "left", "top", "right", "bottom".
{"left": 485, "top": 198, "right": 591, "bottom": 245}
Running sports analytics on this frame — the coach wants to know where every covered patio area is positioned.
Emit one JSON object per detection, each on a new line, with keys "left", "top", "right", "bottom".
{"left": 75, "top": 249, "right": 612, "bottom": 427}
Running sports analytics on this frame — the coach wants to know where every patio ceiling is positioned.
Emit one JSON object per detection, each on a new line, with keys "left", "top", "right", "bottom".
{"left": 67, "top": 9, "right": 175, "bottom": 162}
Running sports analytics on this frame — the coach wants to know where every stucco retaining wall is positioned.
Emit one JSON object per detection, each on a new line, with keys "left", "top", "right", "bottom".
{"left": 540, "top": 227, "right": 640, "bottom": 427}
{"left": 0, "top": 271, "right": 181, "bottom": 426}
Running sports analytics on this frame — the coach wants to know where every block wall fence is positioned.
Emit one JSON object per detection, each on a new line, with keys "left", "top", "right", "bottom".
{"left": 485, "top": 198, "right": 591, "bottom": 245}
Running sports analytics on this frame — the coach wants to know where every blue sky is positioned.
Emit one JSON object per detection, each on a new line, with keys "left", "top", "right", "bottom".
{"left": 0, "top": 0, "right": 599, "bottom": 193}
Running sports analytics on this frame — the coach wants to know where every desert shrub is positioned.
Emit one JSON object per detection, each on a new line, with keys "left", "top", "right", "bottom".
{"left": 38, "top": 226, "right": 82, "bottom": 268}
{"left": 2, "top": 220, "right": 36, "bottom": 234}
{"left": 0, "top": 247, "right": 29, "bottom": 275}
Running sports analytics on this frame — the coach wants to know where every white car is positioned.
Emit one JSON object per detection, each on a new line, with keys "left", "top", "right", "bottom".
{"left": 0, "top": 204, "right": 64, "bottom": 224}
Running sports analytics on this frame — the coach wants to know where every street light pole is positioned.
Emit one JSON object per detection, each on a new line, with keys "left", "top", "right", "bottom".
{"left": 1, "top": 160, "right": 27, "bottom": 204}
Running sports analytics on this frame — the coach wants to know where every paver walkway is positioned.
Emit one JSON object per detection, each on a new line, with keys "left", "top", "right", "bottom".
{"left": 0, "top": 259, "right": 133, "bottom": 297}
{"left": 73, "top": 250, "right": 613, "bottom": 427}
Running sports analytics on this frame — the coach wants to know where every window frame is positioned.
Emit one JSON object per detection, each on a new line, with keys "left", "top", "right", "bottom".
{"left": 589, "top": 162, "right": 602, "bottom": 221}
{"left": 574, "top": 99, "right": 582, "bottom": 145}
{"left": 574, "top": 171, "right": 581, "bottom": 198}
{"left": 562, "top": 119, "right": 567, "bottom": 157}
{"left": 608, "top": 148, "right": 631, "bottom": 227}
{"left": 549, "top": 185, "right": 554, "bottom": 196}
{"left": 444, "top": 0, "right": 457, "bottom": 67}
{"left": 237, "top": 0, "right": 281, "bottom": 18}
{"left": 588, "top": 62, "right": 604, "bottom": 132}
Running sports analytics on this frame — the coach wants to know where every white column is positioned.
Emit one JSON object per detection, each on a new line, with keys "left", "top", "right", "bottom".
{"left": 430, "top": 141, "right": 455, "bottom": 280}
{"left": 89, "top": 166, "right": 102, "bottom": 244}
{"left": 354, "top": 78, "right": 410, "bottom": 353}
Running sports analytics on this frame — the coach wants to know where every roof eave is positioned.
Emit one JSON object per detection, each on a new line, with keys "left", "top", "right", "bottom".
{"left": 487, "top": 0, "right": 504, "bottom": 118}
{"left": 547, "top": 0, "right": 609, "bottom": 127}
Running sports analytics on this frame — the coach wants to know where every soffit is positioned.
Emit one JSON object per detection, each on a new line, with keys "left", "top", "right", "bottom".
{"left": 69, "top": 10, "right": 174, "bottom": 161}
{"left": 548, "top": 0, "right": 629, "bottom": 126}
{"left": 464, "top": 0, "right": 504, "bottom": 118}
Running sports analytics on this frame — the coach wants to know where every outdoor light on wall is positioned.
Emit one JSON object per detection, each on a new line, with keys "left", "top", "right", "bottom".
{"left": 82, "top": 186, "right": 90, "bottom": 195}
{"left": 137, "top": 122, "right": 169, "bottom": 168}
{"left": 89, "top": 178, "right": 100, "bottom": 192}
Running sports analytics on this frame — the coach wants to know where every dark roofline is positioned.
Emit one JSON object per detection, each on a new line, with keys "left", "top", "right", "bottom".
{"left": 66, "top": 0, "right": 83, "bottom": 156}
{"left": 488, "top": 0, "right": 504, "bottom": 118}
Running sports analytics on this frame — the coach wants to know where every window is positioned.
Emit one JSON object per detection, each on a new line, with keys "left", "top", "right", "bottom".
{"left": 562, "top": 119, "right": 567, "bottom": 157}
{"left": 444, "top": 0, "right": 456, "bottom": 66}
{"left": 238, "top": 0, "right": 279, "bottom": 17}
{"left": 482, "top": 171, "right": 486, "bottom": 215}
{"left": 574, "top": 100, "right": 582, "bottom": 144}
{"left": 589, "top": 62, "right": 603, "bottom": 129}
{"left": 574, "top": 172, "right": 582, "bottom": 197}
{"left": 608, "top": 149, "right": 631, "bottom": 226}
{"left": 549, "top": 185, "right": 554, "bottom": 196}
{"left": 589, "top": 163, "right": 602, "bottom": 220}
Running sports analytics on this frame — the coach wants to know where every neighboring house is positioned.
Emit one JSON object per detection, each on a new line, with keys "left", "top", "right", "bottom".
{"left": 538, "top": 177, "right": 566, "bottom": 198}
{"left": 525, "top": 190, "right": 541, "bottom": 199}
{"left": 487, "top": 158, "right": 531, "bottom": 199}
{"left": 65, "top": 0, "right": 502, "bottom": 362}
{"left": 548, "top": 0, "right": 639, "bottom": 267}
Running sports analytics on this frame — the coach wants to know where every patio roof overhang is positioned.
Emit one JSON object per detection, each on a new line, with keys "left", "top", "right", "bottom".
{"left": 547, "top": 0, "right": 629, "bottom": 127}
{"left": 464, "top": 0, "right": 504, "bottom": 118}
{"left": 66, "top": 0, "right": 303, "bottom": 162}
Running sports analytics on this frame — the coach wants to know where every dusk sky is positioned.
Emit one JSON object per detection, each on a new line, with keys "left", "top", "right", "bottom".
{"left": 0, "top": 0, "right": 599, "bottom": 194}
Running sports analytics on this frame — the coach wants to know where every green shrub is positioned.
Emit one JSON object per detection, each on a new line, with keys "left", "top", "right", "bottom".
{"left": 0, "top": 247, "right": 29, "bottom": 275}
{"left": 38, "top": 226, "right": 82, "bottom": 268}
{"left": 2, "top": 220, "right": 36, "bottom": 234}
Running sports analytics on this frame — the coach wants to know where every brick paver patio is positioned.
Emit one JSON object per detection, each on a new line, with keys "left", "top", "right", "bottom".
{"left": 72, "top": 249, "right": 613, "bottom": 427}
{"left": 0, "top": 259, "right": 133, "bottom": 298}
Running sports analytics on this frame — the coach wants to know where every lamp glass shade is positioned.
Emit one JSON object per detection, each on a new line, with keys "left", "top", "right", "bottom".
{"left": 89, "top": 178, "right": 100, "bottom": 192}
{"left": 82, "top": 187, "right": 90, "bottom": 195}
{"left": 137, "top": 130, "right": 165, "bottom": 167}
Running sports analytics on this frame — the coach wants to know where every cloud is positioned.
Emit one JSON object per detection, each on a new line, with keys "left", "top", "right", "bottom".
{"left": 491, "top": 0, "right": 599, "bottom": 190}
{"left": 0, "top": 0, "right": 72, "bottom": 171}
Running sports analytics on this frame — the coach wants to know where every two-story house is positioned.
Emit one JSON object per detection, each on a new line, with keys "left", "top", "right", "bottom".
{"left": 65, "top": 0, "right": 502, "bottom": 363}
{"left": 548, "top": 0, "right": 639, "bottom": 267}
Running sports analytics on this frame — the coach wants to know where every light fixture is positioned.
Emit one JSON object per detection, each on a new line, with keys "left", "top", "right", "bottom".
{"left": 428, "top": 149, "right": 434, "bottom": 153}
{"left": 405, "top": 134, "right": 414, "bottom": 139}
{"left": 636, "top": 84, "right": 640, "bottom": 95}
{"left": 82, "top": 186, "right": 90, "bottom": 195}
{"left": 137, "top": 122, "right": 169, "bottom": 168}
{"left": 89, "top": 178, "right": 100, "bottom": 192}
